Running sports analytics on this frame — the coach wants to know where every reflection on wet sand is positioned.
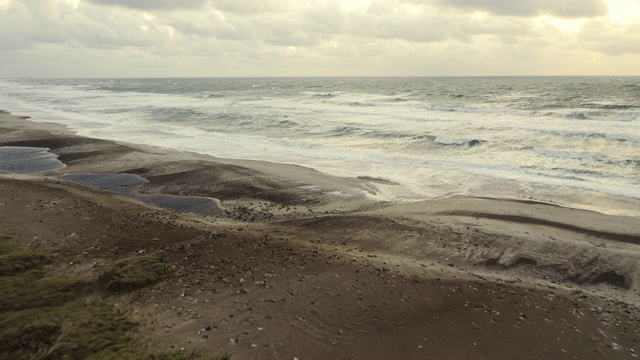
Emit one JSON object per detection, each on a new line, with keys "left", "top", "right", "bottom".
{"left": 0, "top": 146, "right": 222, "bottom": 215}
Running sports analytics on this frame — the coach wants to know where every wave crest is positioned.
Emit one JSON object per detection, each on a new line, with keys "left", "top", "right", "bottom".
{"left": 434, "top": 137, "right": 486, "bottom": 148}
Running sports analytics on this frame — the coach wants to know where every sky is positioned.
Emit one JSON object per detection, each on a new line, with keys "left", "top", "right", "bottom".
{"left": 1, "top": 0, "right": 640, "bottom": 77}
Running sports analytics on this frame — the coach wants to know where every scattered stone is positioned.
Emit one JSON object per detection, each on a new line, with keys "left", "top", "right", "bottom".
{"left": 203, "top": 231, "right": 222, "bottom": 239}
{"left": 609, "top": 342, "right": 622, "bottom": 351}
{"left": 591, "top": 307, "right": 605, "bottom": 314}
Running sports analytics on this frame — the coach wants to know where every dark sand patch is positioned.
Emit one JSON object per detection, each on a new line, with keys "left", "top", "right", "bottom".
{"left": 438, "top": 210, "right": 640, "bottom": 244}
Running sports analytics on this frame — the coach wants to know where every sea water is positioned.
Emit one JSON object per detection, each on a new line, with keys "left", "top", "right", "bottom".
{"left": 0, "top": 77, "right": 638, "bottom": 216}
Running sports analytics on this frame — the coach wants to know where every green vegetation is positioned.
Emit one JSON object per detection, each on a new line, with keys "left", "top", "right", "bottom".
{"left": 0, "top": 243, "right": 52, "bottom": 276}
{"left": 1, "top": 301, "right": 180, "bottom": 360}
{"left": 0, "top": 269, "right": 90, "bottom": 311}
{"left": 0, "top": 227, "right": 228, "bottom": 360}
{"left": 98, "top": 256, "right": 171, "bottom": 293}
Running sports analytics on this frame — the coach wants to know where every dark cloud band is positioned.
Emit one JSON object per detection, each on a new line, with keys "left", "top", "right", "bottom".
{"left": 85, "top": 0, "right": 209, "bottom": 10}
{"left": 430, "top": 0, "right": 608, "bottom": 18}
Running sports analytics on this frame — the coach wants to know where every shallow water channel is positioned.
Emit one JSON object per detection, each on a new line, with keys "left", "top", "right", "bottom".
{"left": 0, "top": 146, "right": 222, "bottom": 215}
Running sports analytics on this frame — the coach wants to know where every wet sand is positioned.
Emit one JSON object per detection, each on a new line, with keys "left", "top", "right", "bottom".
{"left": 1, "top": 110, "right": 640, "bottom": 359}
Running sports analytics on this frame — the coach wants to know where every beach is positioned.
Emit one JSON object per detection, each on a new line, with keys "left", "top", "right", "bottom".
{"left": 1, "top": 110, "right": 640, "bottom": 359}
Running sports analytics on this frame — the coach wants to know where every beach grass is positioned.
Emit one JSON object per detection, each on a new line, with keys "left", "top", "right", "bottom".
{"left": 0, "top": 226, "right": 229, "bottom": 360}
{"left": 0, "top": 243, "right": 52, "bottom": 276}
{"left": 98, "top": 256, "right": 171, "bottom": 293}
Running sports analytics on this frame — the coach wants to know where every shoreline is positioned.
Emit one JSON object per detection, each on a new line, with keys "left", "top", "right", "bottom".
{"left": 0, "top": 109, "right": 376, "bottom": 209}
{"left": 4, "top": 104, "right": 639, "bottom": 219}
{"left": 2, "top": 109, "right": 640, "bottom": 287}
{"left": 2, "top": 110, "right": 640, "bottom": 359}
{"left": 4, "top": 108, "right": 639, "bottom": 225}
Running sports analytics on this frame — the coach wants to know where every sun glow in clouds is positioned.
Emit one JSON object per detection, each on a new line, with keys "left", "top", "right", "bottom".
{"left": 0, "top": 0, "right": 12, "bottom": 10}
{"left": 338, "top": 0, "right": 374, "bottom": 10}
{"left": 534, "top": 16, "right": 587, "bottom": 33}
{"left": 165, "top": 25, "right": 176, "bottom": 37}
{"left": 608, "top": 0, "right": 640, "bottom": 23}
{"left": 59, "top": 0, "right": 79, "bottom": 9}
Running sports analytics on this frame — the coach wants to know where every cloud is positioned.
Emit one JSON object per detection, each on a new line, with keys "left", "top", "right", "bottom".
{"left": 209, "top": 0, "right": 287, "bottom": 14}
{"left": 579, "top": 19, "right": 640, "bottom": 55}
{"left": 0, "top": 0, "right": 170, "bottom": 51}
{"left": 85, "top": 0, "right": 208, "bottom": 11}
{"left": 0, "top": 0, "right": 638, "bottom": 77}
{"left": 430, "top": 0, "right": 609, "bottom": 18}
{"left": 85, "top": 0, "right": 288, "bottom": 13}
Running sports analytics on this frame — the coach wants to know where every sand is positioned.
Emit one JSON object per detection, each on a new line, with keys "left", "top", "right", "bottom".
{"left": 1, "top": 110, "right": 640, "bottom": 359}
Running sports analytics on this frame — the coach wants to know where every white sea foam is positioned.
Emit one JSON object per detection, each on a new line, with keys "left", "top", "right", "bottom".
{"left": 0, "top": 77, "right": 638, "bottom": 216}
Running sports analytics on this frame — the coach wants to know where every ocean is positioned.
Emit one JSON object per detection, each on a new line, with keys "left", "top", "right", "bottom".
{"left": 1, "top": 77, "right": 639, "bottom": 216}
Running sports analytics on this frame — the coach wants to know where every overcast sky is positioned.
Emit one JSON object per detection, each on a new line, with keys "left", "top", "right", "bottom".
{"left": 1, "top": 0, "right": 640, "bottom": 77}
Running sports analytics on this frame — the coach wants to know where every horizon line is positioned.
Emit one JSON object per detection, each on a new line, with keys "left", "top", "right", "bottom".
{"left": 2, "top": 74, "right": 640, "bottom": 80}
